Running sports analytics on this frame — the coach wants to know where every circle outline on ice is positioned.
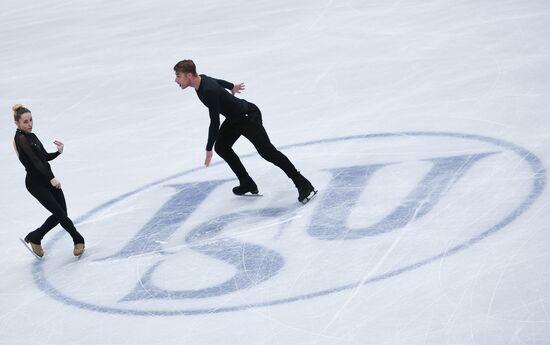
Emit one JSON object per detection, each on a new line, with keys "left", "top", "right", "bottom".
{"left": 31, "top": 132, "right": 546, "bottom": 315}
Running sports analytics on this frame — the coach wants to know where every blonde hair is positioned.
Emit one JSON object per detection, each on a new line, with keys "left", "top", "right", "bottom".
{"left": 13, "top": 104, "right": 31, "bottom": 122}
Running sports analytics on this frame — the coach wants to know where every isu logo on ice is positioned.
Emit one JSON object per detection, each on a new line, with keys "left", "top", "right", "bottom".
{"left": 32, "top": 132, "right": 545, "bottom": 316}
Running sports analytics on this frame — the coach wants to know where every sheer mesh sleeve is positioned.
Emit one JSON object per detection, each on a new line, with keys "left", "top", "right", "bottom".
{"left": 13, "top": 139, "right": 18, "bottom": 158}
{"left": 46, "top": 151, "right": 60, "bottom": 161}
{"left": 15, "top": 133, "right": 55, "bottom": 180}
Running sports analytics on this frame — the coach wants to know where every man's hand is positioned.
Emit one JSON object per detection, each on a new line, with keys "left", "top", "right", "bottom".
{"left": 204, "top": 150, "right": 213, "bottom": 167}
{"left": 232, "top": 82, "right": 245, "bottom": 95}
{"left": 54, "top": 140, "right": 64, "bottom": 153}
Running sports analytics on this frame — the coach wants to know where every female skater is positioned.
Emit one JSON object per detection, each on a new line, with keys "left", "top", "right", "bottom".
{"left": 12, "top": 104, "right": 85, "bottom": 257}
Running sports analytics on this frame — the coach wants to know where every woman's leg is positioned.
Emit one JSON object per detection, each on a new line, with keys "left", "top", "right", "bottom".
{"left": 26, "top": 178, "right": 84, "bottom": 244}
{"left": 26, "top": 215, "right": 59, "bottom": 244}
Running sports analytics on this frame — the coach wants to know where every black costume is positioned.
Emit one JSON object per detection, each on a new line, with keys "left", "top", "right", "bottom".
{"left": 14, "top": 129, "right": 84, "bottom": 245}
{"left": 195, "top": 74, "right": 314, "bottom": 198}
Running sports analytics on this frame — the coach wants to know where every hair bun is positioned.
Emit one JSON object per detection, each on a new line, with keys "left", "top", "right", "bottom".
{"left": 12, "top": 104, "right": 24, "bottom": 112}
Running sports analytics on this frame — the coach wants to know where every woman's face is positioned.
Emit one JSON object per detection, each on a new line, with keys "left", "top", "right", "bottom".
{"left": 16, "top": 112, "right": 33, "bottom": 132}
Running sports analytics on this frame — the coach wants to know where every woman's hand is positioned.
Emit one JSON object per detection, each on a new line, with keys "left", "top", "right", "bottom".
{"left": 50, "top": 178, "right": 61, "bottom": 189}
{"left": 54, "top": 140, "right": 64, "bottom": 153}
{"left": 231, "top": 82, "right": 245, "bottom": 95}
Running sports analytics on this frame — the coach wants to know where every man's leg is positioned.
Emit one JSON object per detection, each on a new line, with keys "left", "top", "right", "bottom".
{"left": 239, "top": 106, "right": 299, "bottom": 180}
{"left": 241, "top": 105, "right": 316, "bottom": 202}
{"left": 244, "top": 124, "right": 300, "bottom": 178}
{"left": 215, "top": 121, "right": 257, "bottom": 193}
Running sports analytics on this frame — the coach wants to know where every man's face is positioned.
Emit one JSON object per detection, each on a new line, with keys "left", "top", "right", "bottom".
{"left": 175, "top": 72, "right": 192, "bottom": 89}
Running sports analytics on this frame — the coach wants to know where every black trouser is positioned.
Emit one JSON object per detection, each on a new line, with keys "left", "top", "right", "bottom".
{"left": 214, "top": 103, "right": 300, "bottom": 184}
{"left": 24, "top": 174, "right": 84, "bottom": 245}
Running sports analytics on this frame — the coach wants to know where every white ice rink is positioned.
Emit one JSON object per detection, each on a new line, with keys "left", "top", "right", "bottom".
{"left": 1, "top": 0, "right": 550, "bottom": 344}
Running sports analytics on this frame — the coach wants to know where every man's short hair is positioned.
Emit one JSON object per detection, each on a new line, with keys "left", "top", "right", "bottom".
{"left": 174, "top": 59, "right": 197, "bottom": 76}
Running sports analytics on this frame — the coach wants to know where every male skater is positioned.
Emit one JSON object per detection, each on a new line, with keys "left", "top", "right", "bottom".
{"left": 173, "top": 59, "right": 316, "bottom": 203}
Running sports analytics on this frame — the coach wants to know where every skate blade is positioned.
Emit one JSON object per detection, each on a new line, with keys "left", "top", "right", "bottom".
{"left": 19, "top": 238, "right": 43, "bottom": 260}
{"left": 237, "top": 192, "right": 263, "bottom": 197}
{"left": 300, "top": 190, "right": 318, "bottom": 204}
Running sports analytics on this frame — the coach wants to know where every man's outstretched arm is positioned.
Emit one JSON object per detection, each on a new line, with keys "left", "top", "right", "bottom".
{"left": 231, "top": 82, "right": 245, "bottom": 95}
{"left": 213, "top": 78, "right": 245, "bottom": 95}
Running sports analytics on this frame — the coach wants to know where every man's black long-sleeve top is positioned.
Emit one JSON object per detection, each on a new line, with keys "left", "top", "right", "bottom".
{"left": 195, "top": 74, "right": 251, "bottom": 151}
{"left": 14, "top": 129, "right": 59, "bottom": 183}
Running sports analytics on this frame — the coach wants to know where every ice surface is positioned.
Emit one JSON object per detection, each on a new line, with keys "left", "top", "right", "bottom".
{"left": 1, "top": 0, "right": 550, "bottom": 344}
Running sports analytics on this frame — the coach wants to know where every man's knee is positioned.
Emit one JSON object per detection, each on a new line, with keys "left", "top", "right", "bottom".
{"left": 257, "top": 147, "right": 281, "bottom": 163}
{"left": 214, "top": 143, "right": 227, "bottom": 157}
{"left": 214, "top": 143, "right": 230, "bottom": 157}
